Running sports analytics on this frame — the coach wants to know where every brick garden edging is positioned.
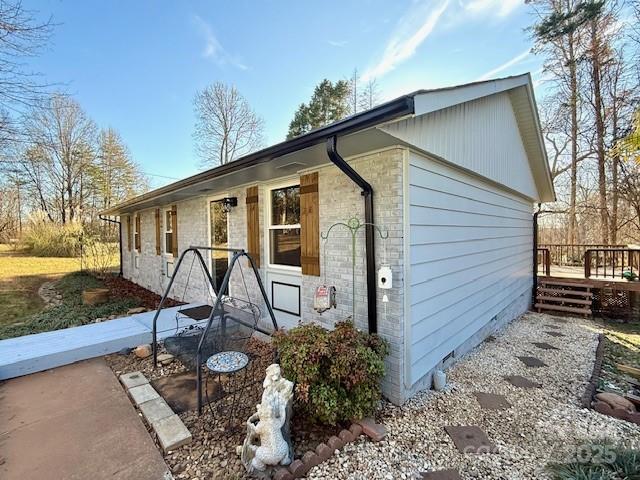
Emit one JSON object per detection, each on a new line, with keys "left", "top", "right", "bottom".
{"left": 581, "top": 333, "right": 605, "bottom": 409}
{"left": 583, "top": 333, "right": 640, "bottom": 425}
{"left": 273, "top": 418, "right": 387, "bottom": 480}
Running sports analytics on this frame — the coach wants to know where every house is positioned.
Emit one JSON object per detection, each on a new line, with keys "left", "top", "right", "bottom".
{"left": 102, "top": 73, "right": 555, "bottom": 405}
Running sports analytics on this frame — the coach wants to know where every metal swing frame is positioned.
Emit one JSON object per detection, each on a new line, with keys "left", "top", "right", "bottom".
{"left": 150, "top": 246, "right": 278, "bottom": 414}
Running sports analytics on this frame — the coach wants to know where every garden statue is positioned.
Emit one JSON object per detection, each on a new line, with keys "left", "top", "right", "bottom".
{"left": 237, "top": 364, "right": 294, "bottom": 478}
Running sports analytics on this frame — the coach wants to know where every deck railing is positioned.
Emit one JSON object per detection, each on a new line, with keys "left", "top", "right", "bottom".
{"left": 536, "top": 248, "right": 551, "bottom": 276}
{"left": 584, "top": 248, "right": 640, "bottom": 279}
{"left": 539, "top": 243, "right": 627, "bottom": 267}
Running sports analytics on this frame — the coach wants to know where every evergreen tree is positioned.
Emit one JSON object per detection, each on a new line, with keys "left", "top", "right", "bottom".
{"left": 287, "top": 79, "right": 350, "bottom": 139}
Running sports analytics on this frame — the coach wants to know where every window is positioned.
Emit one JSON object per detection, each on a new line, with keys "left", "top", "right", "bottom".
{"left": 269, "top": 185, "right": 301, "bottom": 267}
{"left": 164, "top": 209, "right": 174, "bottom": 255}
{"left": 133, "top": 213, "right": 141, "bottom": 252}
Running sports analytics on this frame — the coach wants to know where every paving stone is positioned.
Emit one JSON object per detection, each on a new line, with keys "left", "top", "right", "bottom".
{"left": 349, "top": 423, "right": 363, "bottom": 438}
{"left": 545, "top": 331, "right": 565, "bottom": 337}
{"left": 138, "top": 397, "right": 174, "bottom": 425}
{"left": 327, "top": 435, "right": 344, "bottom": 451}
{"left": 129, "top": 384, "right": 160, "bottom": 405}
{"left": 532, "top": 342, "right": 559, "bottom": 351}
{"left": 288, "top": 459, "right": 307, "bottom": 477}
{"left": 504, "top": 375, "right": 542, "bottom": 389}
{"left": 421, "top": 469, "right": 463, "bottom": 480}
{"left": 356, "top": 417, "right": 386, "bottom": 442}
{"left": 315, "top": 443, "right": 333, "bottom": 461}
{"left": 339, "top": 428, "right": 355, "bottom": 443}
{"left": 517, "top": 356, "right": 547, "bottom": 368}
{"left": 120, "top": 371, "right": 149, "bottom": 389}
{"left": 445, "top": 426, "right": 496, "bottom": 454}
{"left": 154, "top": 414, "right": 192, "bottom": 452}
{"left": 473, "top": 392, "right": 511, "bottom": 410}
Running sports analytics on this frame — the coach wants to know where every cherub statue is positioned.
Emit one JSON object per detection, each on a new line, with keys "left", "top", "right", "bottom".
{"left": 237, "top": 364, "right": 294, "bottom": 477}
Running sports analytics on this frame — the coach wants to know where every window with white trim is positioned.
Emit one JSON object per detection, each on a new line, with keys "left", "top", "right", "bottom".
{"left": 164, "top": 208, "right": 174, "bottom": 255}
{"left": 133, "top": 213, "right": 140, "bottom": 252}
{"left": 268, "top": 184, "right": 301, "bottom": 267}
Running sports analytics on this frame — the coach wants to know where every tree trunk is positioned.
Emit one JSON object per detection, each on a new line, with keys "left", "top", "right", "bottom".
{"left": 590, "top": 20, "right": 609, "bottom": 244}
{"left": 567, "top": 30, "right": 579, "bottom": 245}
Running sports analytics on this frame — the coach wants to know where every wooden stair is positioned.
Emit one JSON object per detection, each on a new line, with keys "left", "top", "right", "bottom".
{"left": 535, "top": 278, "right": 593, "bottom": 317}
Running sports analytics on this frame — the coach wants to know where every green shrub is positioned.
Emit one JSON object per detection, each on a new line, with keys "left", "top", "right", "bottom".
{"left": 273, "top": 320, "right": 389, "bottom": 425}
{"left": 547, "top": 444, "right": 640, "bottom": 480}
{"left": 22, "top": 217, "right": 83, "bottom": 257}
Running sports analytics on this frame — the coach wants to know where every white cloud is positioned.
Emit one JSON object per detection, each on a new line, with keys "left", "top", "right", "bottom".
{"left": 476, "top": 48, "right": 530, "bottom": 81}
{"left": 327, "top": 39, "right": 348, "bottom": 47}
{"left": 362, "top": 0, "right": 450, "bottom": 81}
{"left": 463, "top": 0, "right": 522, "bottom": 18}
{"left": 192, "top": 15, "right": 248, "bottom": 70}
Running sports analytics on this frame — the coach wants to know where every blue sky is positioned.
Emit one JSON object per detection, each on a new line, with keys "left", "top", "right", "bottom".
{"left": 28, "top": 0, "right": 544, "bottom": 187}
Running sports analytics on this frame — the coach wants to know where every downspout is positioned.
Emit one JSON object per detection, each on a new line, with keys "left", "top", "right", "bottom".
{"left": 99, "top": 214, "right": 123, "bottom": 277}
{"left": 326, "top": 136, "right": 377, "bottom": 334}
{"left": 532, "top": 203, "right": 541, "bottom": 306}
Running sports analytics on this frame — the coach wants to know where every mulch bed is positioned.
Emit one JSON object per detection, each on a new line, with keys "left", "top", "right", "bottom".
{"left": 103, "top": 276, "right": 183, "bottom": 310}
{"left": 105, "top": 337, "right": 341, "bottom": 479}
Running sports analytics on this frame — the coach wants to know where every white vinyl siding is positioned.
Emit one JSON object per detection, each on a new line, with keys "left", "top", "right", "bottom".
{"left": 381, "top": 91, "right": 539, "bottom": 201}
{"left": 407, "top": 151, "right": 533, "bottom": 386}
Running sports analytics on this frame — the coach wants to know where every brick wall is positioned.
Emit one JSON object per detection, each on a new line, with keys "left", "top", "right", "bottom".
{"left": 121, "top": 146, "right": 407, "bottom": 404}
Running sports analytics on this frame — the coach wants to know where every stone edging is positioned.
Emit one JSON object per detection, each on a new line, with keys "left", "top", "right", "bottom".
{"left": 584, "top": 333, "right": 640, "bottom": 425}
{"left": 581, "top": 333, "right": 605, "bottom": 409}
{"left": 119, "top": 371, "right": 192, "bottom": 453}
{"left": 273, "top": 418, "right": 387, "bottom": 480}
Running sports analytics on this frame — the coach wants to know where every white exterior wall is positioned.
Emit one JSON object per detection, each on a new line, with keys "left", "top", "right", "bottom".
{"left": 405, "top": 150, "right": 533, "bottom": 392}
{"left": 381, "top": 91, "right": 539, "bottom": 200}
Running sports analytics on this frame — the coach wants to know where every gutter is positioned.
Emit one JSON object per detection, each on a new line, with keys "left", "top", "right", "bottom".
{"left": 99, "top": 214, "right": 123, "bottom": 277}
{"left": 532, "top": 204, "right": 541, "bottom": 306}
{"left": 326, "top": 136, "right": 378, "bottom": 335}
{"left": 102, "top": 95, "right": 415, "bottom": 215}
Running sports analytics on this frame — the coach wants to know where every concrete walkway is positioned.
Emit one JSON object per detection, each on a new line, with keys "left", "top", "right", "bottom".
{"left": 0, "top": 358, "right": 171, "bottom": 480}
{"left": 0, "top": 304, "right": 204, "bottom": 380}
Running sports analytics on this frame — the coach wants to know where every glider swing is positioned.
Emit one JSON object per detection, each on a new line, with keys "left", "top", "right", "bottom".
{"left": 151, "top": 246, "right": 279, "bottom": 415}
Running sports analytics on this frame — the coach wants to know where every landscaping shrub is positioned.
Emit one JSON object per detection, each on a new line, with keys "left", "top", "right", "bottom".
{"left": 22, "top": 216, "right": 83, "bottom": 257}
{"left": 273, "top": 320, "right": 389, "bottom": 425}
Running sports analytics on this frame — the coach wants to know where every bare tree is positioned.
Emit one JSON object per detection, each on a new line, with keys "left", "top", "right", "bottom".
{"left": 530, "top": 0, "right": 593, "bottom": 244}
{"left": 0, "top": 0, "right": 53, "bottom": 109}
{"left": 193, "top": 82, "right": 264, "bottom": 168}
{"left": 20, "top": 94, "right": 96, "bottom": 223}
{"left": 358, "top": 78, "right": 380, "bottom": 111}
{"left": 348, "top": 68, "right": 359, "bottom": 114}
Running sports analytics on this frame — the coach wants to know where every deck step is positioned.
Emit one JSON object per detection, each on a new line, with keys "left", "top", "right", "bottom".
{"left": 538, "top": 279, "right": 592, "bottom": 289}
{"left": 536, "top": 295, "right": 592, "bottom": 306}
{"left": 538, "top": 287, "right": 594, "bottom": 297}
{"left": 534, "top": 303, "right": 592, "bottom": 315}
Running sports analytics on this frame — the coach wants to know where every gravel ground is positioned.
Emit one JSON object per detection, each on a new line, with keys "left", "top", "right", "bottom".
{"left": 308, "top": 312, "right": 640, "bottom": 480}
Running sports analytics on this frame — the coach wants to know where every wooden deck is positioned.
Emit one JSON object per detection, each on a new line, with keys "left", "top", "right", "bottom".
{"left": 537, "top": 271, "right": 640, "bottom": 292}
{"left": 0, "top": 304, "right": 206, "bottom": 380}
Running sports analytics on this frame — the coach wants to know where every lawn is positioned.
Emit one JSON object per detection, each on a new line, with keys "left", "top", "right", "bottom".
{"left": 0, "top": 244, "right": 132, "bottom": 340}
{"left": 0, "top": 244, "right": 84, "bottom": 326}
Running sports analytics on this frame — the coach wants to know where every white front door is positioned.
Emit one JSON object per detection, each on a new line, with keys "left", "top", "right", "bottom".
{"left": 264, "top": 181, "right": 302, "bottom": 329}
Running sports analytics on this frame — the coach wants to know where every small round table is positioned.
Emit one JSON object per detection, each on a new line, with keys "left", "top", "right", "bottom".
{"left": 205, "top": 351, "right": 250, "bottom": 429}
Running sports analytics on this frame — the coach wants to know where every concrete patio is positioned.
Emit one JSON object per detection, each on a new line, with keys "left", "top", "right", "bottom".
{"left": 0, "top": 358, "right": 172, "bottom": 480}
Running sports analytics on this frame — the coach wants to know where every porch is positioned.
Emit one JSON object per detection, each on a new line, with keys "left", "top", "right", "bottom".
{"left": 535, "top": 244, "right": 640, "bottom": 319}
